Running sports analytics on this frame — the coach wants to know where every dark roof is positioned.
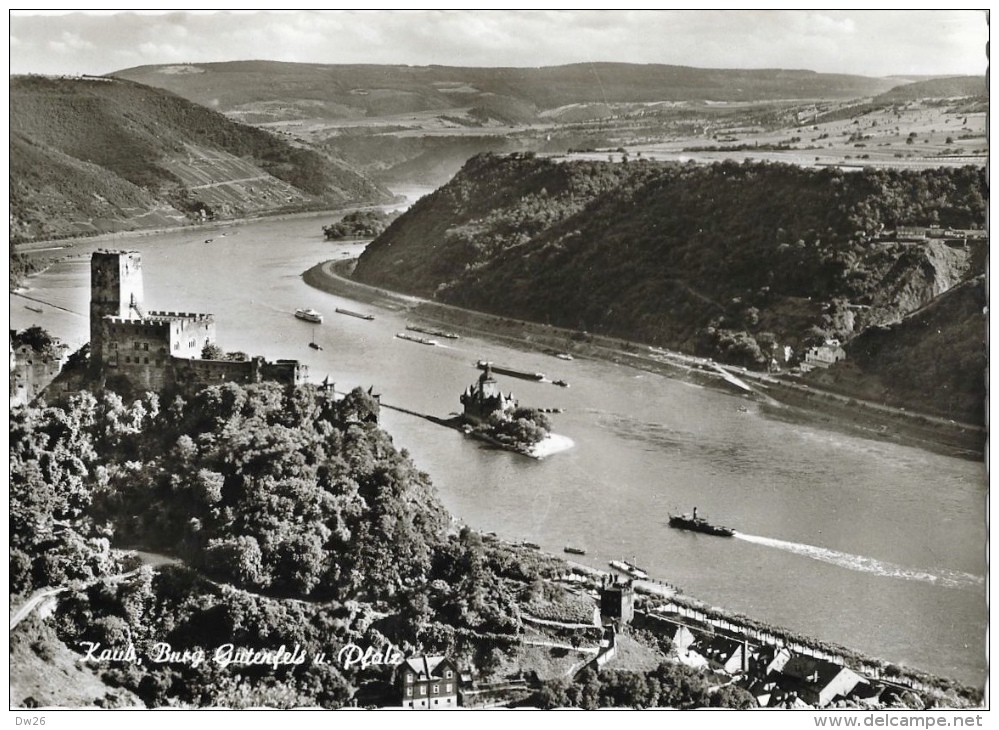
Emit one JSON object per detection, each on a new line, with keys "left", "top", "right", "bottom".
{"left": 781, "top": 655, "right": 850, "bottom": 689}
{"left": 403, "top": 656, "right": 453, "bottom": 679}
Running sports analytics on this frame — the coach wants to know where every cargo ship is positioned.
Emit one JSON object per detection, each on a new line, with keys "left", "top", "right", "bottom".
{"left": 563, "top": 545, "right": 587, "bottom": 556}
{"left": 335, "top": 307, "right": 375, "bottom": 321}
{"left": 668, "top": 507, "right": 735, "bottom": 537}
{"left": 476, "top": 360, "right": 545, "bottom": 381}
{"left": 396, "top": 332, "right": 439, "bottom": 347}
{"left": 295, "top": 308, "right": 323, "bottom": 323}
{"left": 406, "top": 325, "right": 459, "bottom": 340}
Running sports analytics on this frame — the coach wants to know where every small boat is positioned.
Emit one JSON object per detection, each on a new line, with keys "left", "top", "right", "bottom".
{"left": 564, "top": 545, "right": 587, "bottom": 556}
{"left": 309, "top": 342, "right": 323, "bottom": 351}
{"left": 476, "top": 360, "right": 545, "bottom": 381}
{"left": 407, "top": 325, "right": 459, "bottom": 340}
{"left": 396, "top": 332, "right": 438, "bottom": 346}
{"left": 335, "top": 307, "right": 374, "bottom": 321}
{"left": 738, "top": 405, "right": 749, "bottom": 413}
{"left": 295, "top": 308, "right": 324, "bottom": 323}
{"left": 24, "top": 305, "right": 43, "bottom": 313}
{"left": 668, "top": 507, "right": 735, "bottom": 537}
{"left": 521, "top": 541, "right": 542, "bottom": 550}
{"left": 555, "top": 353, "right": 574, "bottom": 361}
{"left": 204, "top": 238, "right": 214, "bottom": 244}
{"left": 552, "top": 379, "right": 570, "bottom": 388}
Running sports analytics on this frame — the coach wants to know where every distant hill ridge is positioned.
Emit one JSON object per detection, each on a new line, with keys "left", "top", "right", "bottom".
{"left": 877, "top": 75, "right": 986, "bottom": 102}
{"left": 112, "top": 61, "right": 900, "bottom": 123}
{"left": 9, "top": 74, "right": 391, "bottom": 242}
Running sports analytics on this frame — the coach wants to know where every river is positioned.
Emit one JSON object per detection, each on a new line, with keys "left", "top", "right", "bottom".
{"left": 9, "top": 188, "right": 987, "bottom": 687}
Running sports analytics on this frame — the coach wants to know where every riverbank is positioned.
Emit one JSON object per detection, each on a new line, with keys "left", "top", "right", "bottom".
{"left": 303, "top": 259, "right": 984, "bottom": 460}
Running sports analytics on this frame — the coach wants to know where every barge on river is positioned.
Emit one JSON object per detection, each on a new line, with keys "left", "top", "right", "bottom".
{"left": 407, "top": 325, "right": 459, "bottom": 340}
{"left": 335, "top": 307, "right": 375, "bottom": 321}
{"left": 396, "top": 332, "right": 439, "bottom": 347}
{"left": 476, "top": 360, "right": 545, "bottom": 381}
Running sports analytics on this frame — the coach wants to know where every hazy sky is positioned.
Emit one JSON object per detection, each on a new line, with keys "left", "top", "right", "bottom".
{"left": 8, "top": 10, "right": 988, "bottom": 78}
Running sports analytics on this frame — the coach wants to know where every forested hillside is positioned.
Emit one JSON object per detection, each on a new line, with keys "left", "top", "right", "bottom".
{"left": 9, "top": 75, "right": 391, "bottom": 242}
{"left": 354, "top": 154, "right": 986, "bottom": 419}
{"left": 10, "top": 382, "right": 570, "bottom": 707}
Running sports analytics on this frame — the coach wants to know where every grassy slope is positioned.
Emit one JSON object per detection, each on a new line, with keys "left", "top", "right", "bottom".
{"left": 9, "top": 75, "right": 391, "bottom": 242}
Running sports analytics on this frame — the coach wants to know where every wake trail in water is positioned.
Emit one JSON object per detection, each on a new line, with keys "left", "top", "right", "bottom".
{"left": 734, "top": 533, "right": 983, "bottom": 589}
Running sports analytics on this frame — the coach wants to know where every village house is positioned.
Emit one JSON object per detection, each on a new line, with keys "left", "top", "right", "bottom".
{"left": 772, "top": 654, "right": 864, "bottom": 707}
{"left": 692, "top": 635, "right": 749, "bottom": 675}
{"left": 802, "top": 339, "right": 846, "bottom": 370}
{"left": 744, "top": 645, "right": 793, "bottom": 706}
{"left": 399, "top": 656, "right": 460, "bottom": 709}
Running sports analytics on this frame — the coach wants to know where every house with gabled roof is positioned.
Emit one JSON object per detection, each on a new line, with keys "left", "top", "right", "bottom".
{"left": 692, "top": 635, "right": 748, "bottom": 675}
{"left": 775, "top": 654, "right": 863, "bottom": 707}
{"left": 400, "top": 655, "right": 460, "bottom": 709}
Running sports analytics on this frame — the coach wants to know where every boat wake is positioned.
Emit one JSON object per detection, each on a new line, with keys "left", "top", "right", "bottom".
{"left": 734, "top": 533, "right": 983, "bottom": 589}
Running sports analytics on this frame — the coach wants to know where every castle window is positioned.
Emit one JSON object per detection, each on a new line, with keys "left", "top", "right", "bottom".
{"left": 134, "top": 342, "right": 141, "bottom": 349}
{"left": 433, "top": 685, "right": 439, "bottom": 695}
{"left": 174, "top": 343, "right": 179, "bottom": 351}
{"left": 445, "top": 683, "right": 452, "bottom": 693}
{"left": 405, "top": 674, "right": 413, "bottom": 684}
{"left": 419, "top": 686, "right": 426, "bottom": 696}
{"left": 124, "top": 356, "right": 130, "bottom": 363}
{"left": 445, "top": 670, "right": 453, "bottom": 679}
{"left": 144, "top": 357, "right": 149, "bottom": 364}
{"left": 143, "top": 343, "right": 149, "bottom": 351}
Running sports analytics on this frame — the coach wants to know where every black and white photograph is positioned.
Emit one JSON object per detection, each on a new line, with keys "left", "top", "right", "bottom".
{"left": 8, "top": 9, "right": 989, "bottom": 717}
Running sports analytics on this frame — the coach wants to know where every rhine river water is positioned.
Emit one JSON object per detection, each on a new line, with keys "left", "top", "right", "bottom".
{"left": 10, "top": 188, "right": 987, "bottom": 687}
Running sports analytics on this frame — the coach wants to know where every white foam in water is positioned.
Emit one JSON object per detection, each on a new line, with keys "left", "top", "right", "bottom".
{"left": 734, "top": 533, "right": 983, "bottom": 589}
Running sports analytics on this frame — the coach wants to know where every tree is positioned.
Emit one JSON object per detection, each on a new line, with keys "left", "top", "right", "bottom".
{"left": 201, "top": 342, "right": 224, "bottom": 360}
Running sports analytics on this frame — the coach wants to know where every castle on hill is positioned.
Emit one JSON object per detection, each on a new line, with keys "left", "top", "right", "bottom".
{"left": 89, "top": 250, "right": 305, "bottom": 392}
{"left": 459, "top": 364, "right": 516, "bottom": 423}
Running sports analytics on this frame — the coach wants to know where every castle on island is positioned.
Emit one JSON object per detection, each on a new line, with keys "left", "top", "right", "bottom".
{"left": 89, "top": 250, "right": 306, "bottom": 392}
{"left": 459, "top": 364, "right": 517, "bottom": 423}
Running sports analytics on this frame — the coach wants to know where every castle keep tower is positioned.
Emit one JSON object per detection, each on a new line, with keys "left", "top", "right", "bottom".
{"left": 86, "top": 250, "right": 304, "bottom": 392}
{"left": 90, "top": 251, "right": 144, "bottom": 367}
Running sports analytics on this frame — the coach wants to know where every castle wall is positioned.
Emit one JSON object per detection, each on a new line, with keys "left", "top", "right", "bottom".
{"left": 10, "top": 346, "right": 66, "bottom": 407}
{"left": 261, "top": 359, "right": 309, "bottom": 386}
{"left": 171, "top": 356, "right": 305, "bottom": 390}
{"left": 87, "top": 251, "right": 302, "bottom": 395}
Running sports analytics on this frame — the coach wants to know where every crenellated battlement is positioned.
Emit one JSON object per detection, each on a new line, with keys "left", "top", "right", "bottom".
{"left": 105, "top": 317, "right": 171, "bottom": 330}
{"left": 145, "top": 311, "right": 215, "bottom": 322}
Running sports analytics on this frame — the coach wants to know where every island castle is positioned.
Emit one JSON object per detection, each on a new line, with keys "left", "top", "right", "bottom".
{"left": 459, "top": 364, "right": 516, "bottom": 423}
{"left": 90, "top": 250, "right": 306, "bottom": 392}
